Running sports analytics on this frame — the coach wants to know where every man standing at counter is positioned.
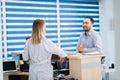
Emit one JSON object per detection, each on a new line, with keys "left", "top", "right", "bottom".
{"left": 77, "top": 16, "right": 102, "bottom": 53}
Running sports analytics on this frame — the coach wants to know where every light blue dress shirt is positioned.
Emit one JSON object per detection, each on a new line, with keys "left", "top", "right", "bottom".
{"left": 77, "top": 29, "right": 102, "bottom": 53}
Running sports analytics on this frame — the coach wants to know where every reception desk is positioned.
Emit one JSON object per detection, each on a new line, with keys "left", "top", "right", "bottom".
{"left": 67, "top": 53, "right": 104, "bottom": 80}
{"left": 4, "top": 53, "right": 104, "bottom": 80}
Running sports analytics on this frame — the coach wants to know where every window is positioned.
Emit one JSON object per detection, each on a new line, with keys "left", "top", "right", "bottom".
{"left": 1, "top": 0, "right": 100, "bottom": 60}
{"left": 2, "top": 0, "right": 58, "bottom": 59}
{"left": 0, "top": 1, "right": 3, "bottom": 60}
{"left": 59, "top": 0, "right": 99, "bottom": 52}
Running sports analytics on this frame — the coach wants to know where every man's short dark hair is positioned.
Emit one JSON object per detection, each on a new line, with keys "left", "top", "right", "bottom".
{"left": 84, "top": 16, "right": 94, "bottom": 23}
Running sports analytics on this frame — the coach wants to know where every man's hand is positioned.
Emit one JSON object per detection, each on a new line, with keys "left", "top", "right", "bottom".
{"left": 77, "top": 44, "right": 84, "bottom": 53}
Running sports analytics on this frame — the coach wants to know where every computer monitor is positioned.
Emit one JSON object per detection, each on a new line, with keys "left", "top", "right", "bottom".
{"left": 3, "top": 60, "right": 17, "bottom": 72}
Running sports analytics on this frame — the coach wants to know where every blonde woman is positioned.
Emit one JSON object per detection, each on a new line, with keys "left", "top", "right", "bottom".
{"left": 23, "top": 19, "right": 67, "bottom": 80}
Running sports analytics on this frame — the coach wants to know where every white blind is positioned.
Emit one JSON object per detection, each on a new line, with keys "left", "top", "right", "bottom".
{"left": 2, "top": 0, "right": 58, "bottom": 59}
{"left": 1, "top": 0, "right": 100, "bottom": 59}
{"left": 59, "top": 0, "right": 99, "bottom": 52}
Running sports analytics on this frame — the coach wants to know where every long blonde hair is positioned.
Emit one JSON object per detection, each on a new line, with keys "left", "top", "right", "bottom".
{"left": 32, "top": 19, "right": 46, "bottom": 44}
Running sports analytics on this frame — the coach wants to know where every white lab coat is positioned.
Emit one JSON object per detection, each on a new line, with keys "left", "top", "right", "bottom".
{"left": 23, "top": 39, "right": 67, "bottom": 80}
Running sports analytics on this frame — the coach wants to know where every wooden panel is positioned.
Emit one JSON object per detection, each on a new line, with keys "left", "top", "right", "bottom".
{"left": 68, "top": 53, "right": 103, "bottom": 80}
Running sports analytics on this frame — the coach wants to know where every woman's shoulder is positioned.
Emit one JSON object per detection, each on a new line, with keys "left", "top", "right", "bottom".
{"left": 42, "top": 39, "right": 55, "bottom": 48}
{"left": 44, "top": 39, "right": 53, "bottom": 44}
{"left": 40, "top": 38, "right": 50, "bottom": 43}
{"left": 25, "top": 38, "right": 32, "bottom": 45}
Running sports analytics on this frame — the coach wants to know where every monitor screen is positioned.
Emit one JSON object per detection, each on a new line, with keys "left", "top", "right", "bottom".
{"left": 3, "top": 60, "right": 17, "bottom": 72}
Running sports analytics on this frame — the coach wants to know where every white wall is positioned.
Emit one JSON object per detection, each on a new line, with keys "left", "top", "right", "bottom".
{"left": 113, "top": 0, "right": 120, "bottom": 80}
{"left": 99, "top": 1, "right": 116, "bottom": 80}
{"left": 100, "top": 0, "right": 120, "bottom": 80}
{"left": 99, "top": 0, "right": 115, "bottom": 67}
{"left": 0, "top": 1, "right": 3, "bottom": 80}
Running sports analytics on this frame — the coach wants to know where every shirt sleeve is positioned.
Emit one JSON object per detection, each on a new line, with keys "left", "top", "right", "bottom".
{"left": 44, "top": 40, "right": 67, "bottom": 57}
{"left": 84, "top": 33, "right": 103, "bottom": 53}
{"left": 23, "top": 40, "right": 30, "bottom": 61}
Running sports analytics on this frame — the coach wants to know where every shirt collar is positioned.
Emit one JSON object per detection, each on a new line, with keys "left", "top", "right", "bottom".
{"left": 84, "top": 29, "right": 94, "bottom": 36}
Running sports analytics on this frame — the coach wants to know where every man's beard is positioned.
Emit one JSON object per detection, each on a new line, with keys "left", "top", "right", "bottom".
{"left": 84, "top": 29, "right": 90, "bottom": 32}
